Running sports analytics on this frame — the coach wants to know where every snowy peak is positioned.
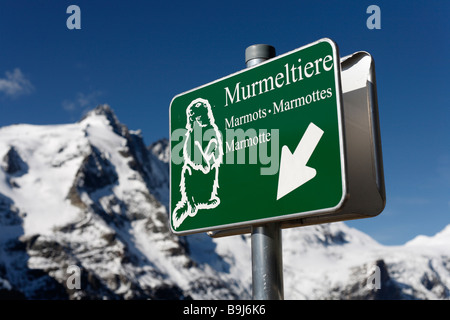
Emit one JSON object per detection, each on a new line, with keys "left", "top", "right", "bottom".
{"left": 80, "top": 104, "right": 127, "bottom": 137}
{"left": 405, "top": 225, "right": 450, "bottom": 250}
{"left": 282, "top": 222, "right": 450, "bottom": 300}
{"left": 0, "top": 105, "right": 249, "bottom": 299}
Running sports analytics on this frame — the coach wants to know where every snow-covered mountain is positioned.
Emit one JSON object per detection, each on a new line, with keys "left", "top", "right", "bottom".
{"left": 0, "top": 105, "right": 250, "bottom": 299}
{"left": 283, "top": 223, "right": 450, "bottom": 299}
{"left": 0, "top": 105, "right": 449, "bottom": 299}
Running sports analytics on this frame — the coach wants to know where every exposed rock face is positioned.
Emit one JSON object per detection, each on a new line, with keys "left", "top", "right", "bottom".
{"left": 2, "top": 146, "right": 28, "bottom": 175}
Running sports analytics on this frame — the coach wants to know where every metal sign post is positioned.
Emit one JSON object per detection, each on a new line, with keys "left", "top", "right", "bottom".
{"left": 251, "top": 222, "right": 284, "bottom": 299}
{"left": 245, "top": 44, "right": 284, "bottom": 300}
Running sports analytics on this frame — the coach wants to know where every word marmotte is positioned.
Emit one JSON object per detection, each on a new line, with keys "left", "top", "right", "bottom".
{"left": 225, "top": 130, "right": 271, "bottom": 153}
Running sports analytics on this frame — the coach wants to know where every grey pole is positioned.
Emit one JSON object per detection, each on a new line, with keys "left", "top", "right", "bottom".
{"left": 245, "top": 44, "right": 276, "bottom": 68}
{"left": 245, "top": 44, "right": 284, "bottom": 300}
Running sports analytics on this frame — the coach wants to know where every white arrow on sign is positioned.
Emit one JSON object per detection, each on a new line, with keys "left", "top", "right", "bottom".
{"left": 276, "top": 122, "right": 324, "bottom": 200}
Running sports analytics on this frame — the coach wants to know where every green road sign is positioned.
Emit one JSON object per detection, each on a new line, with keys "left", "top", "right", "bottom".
{"left": 170, "top": 38, "right": 346, "bottom": 235}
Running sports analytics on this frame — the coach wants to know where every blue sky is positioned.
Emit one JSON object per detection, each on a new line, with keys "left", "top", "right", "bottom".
{"left": 0, "top": 0, "right": 449, "bottom": 245}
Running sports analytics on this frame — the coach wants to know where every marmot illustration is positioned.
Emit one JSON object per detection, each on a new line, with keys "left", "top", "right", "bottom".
{"left": 172, "top": 98, "right": 223, "bottom": 229}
